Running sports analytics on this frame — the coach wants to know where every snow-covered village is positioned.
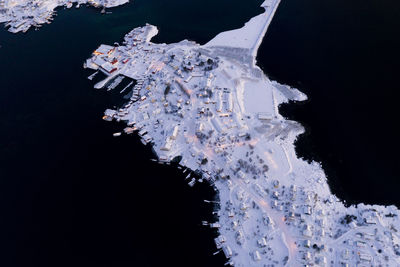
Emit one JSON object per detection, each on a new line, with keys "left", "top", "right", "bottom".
{"left": 82, "top": 1, "right": 400, "bottom": 266}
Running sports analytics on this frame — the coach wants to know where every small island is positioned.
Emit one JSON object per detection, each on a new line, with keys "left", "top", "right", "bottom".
{"left": 0, "top": 0, "right": 128, "bottom": 33}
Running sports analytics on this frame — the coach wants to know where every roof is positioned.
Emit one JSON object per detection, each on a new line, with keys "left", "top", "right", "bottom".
{"left": 93, "top": 56, "right": 106, "bottom": 67}
{"left": 101, "top": 62, "right": 116, "bottom": 73}
{"left": 95, "top": 44, "right": 114, "bottom": 55}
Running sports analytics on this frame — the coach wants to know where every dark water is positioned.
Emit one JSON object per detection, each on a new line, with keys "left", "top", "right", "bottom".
{"left": 258, "top": 0, "right": 400, "bottom": 206}
{"left": 0, "top": 0, "right": 263, "bottom": 266}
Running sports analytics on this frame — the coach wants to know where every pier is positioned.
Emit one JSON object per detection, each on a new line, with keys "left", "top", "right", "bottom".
{"left": 120, "top": 81, "right": 134, "bottom": 94}
{"left": 107, "top": 75, "right": 124, "bottom": 91}
{"left": 87, "top": 70, "right": 98, "bottom": 80}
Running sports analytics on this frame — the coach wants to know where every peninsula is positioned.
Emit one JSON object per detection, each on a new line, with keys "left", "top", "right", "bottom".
{"left": 83, "top": 0, "right": 400, "bottom": 266}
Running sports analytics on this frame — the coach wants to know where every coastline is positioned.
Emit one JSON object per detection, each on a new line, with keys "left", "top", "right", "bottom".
{"left": 1, "top": 0, "right": 400, "bottom": 265}
{"left": 84, "top": 0, "right": 400, "bottom": 265}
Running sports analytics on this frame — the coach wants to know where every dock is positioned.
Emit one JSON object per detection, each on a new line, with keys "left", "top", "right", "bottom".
{"left": 120, "top": 81, "right": 134, "bottom": 94}
{"left": 87, "top": 71, "right": 99, "bottom": 80}
{"left": 107, "top": 76, "right": 124, "bottom": 91}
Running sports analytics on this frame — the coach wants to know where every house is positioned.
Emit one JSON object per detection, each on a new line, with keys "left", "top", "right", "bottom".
{"left": 303, "top": 225, "right": 313, "bottom": 238}
{"left": 257, "top": 238, "right": 267, "bottom": 248}
{"left": 161, "top": 138, "right": 173, "bottom": 151}
{"left": 211, "top": 117, "right": 224, "bottom": 133}
{"left": 196, "top": 122, "right": 204, "bottom": 134}
{"left": 253, "top": 250, "right": 261, "bottom": 261}
{"left": 316, "top": 256, "right": 327, "bottom": 266}
{"left": 263, "top": 214, "right": 274, "bottom": 228}
{"left": 304, "top": 251, "right": 311, "bottom": 261}
{"left": 170, "top": 125, "right": 179, "bottom": 140}
{"left": 304, "top": 205, "right": 312, "bottom": 215}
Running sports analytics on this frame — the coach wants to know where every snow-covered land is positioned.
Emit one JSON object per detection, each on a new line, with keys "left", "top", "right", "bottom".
{"left": 0, "top": 0, "right": 128, "bottom": 33}
{"left": 85, "top": 0, "right": 400, "bottom": 266}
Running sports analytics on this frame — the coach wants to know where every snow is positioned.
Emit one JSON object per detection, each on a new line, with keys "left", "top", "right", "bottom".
{"left": 81, "top": 1, "right": 400, "bottom": 266}
{"left": 242, "top": 79, "right": 274, "bottom": 115}
{"left": 0, "top": 0, "right": 129, "bottom": 33}
{"left": 205, "top": 0, "right": 281, "bottom": 58}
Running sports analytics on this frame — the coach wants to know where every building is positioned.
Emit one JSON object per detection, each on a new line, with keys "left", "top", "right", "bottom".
{"left": 303, "top": 225, "right": 313, "bottom": 238}
{"left": 257, "top": 238, "right": 267, "bottom": 248}
{"left": 304, "top": 205, "right": 312, "bottom": 215}
{"left": 175, "top": 79, "right": 191, "bottom": 97}
{"left": 196, "top": 122, "right": 204, "bottom": 134}
{"left": 253, "top": 250, "right": 261, "bottom": 261}
{"left": 100, "top": 62, "right": 117, "bottom": 74}
{"left": 211, "top": 117, "right": 224, "bottom": 133}
{"left": 161, "top": 138, "right": 173, "bottom": 151}
{"left": 93, "top": 44, "right": 115, "bottom": 56}
{"left": 170, "top": 125, "right": 179, "bottom": 140}
{"left": 225, "top": 92, "right": 233, "bottom": 112}
{"left": 216, "top": 91, "right": 223, "bottom": 112}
